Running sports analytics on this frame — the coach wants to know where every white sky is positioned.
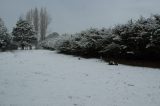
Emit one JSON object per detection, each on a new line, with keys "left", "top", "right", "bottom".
{"left": 0, "top": 0, "right": 160, "bottom": 34}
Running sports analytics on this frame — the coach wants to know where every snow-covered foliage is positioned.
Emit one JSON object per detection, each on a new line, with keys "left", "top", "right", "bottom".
{"left": 43, "top": 14, "right": 160, "bottom": 60}
{"left": 99, "top": 42, "right": 121, "bottom": 58}
{"left": 0, "top": 18, "right": 11, "bottom": 51}
{"left": 12, "top": 19, "right": 37, "bottom": 49}
{"left": 53, "top": 28, "right": 122, "bottom": 58}
{"left": 54, "top": 31, "right": 107, "bottom": 57}
{"left": 112, "top": 15, "right": 160, "bottom": 59}
{"left": 39, "top": 32, "right": 60, "bottom": 50}
{"left": 54, "top": 34, "right": 79, "bottom": 54}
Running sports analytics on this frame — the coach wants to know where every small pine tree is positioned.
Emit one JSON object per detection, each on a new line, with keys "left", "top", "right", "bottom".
{"left": 0, "top": 18, "right": 11, "bottom": 51}
{"left": 12, "top": 18, "right": 37, "bottom": 49}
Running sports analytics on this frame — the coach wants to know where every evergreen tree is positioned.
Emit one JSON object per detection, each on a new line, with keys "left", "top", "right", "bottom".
{"left": 12, "top": 18, "right": 37, "bottom": 49}
{"left": 0, "top": 18, "right": 11, "bottom": 51}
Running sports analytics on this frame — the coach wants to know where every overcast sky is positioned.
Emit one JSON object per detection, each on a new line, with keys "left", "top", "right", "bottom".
{"left": 0, "top": 0, "right": 160, "bottom": 34}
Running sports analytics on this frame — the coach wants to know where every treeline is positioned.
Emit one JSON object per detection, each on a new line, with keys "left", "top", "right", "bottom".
{"left": 0, "top": 17, "right": 38, "bottom": 51}
{"left": 0, "top": 7, "right": 51, "bottom": 51}
{"left": 1, "top": 10, "right": 160, "bottom": 62}
{"left": 42, "top": 14, "right": 160, "bottom": 61}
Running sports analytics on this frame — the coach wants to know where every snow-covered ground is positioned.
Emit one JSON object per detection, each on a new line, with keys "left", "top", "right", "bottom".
{"left": 0, "top": 50, "right": 160, "bottom": 106}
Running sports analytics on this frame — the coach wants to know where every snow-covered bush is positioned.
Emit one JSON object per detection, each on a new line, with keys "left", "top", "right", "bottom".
{"left": 53, "top": 14, "right": 160, "bottom": 60}
{"left": 54, "top": 28, "right": 114, "bottom": 57}
{"left": 112, "top": 15, "right": 160, "bottom": 59}
{"left": 54, "top": 34, "right": 79, "bottom": 54}
{"left": 99, "top": 42, "right": 121, "bottom": 59}
{"left": 39, "top": 32, "right": 60, "bottom": 50}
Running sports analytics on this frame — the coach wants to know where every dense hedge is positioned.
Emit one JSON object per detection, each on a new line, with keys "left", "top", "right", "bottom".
{"left": 41, "top": 15, "right": 160, "bottom": 60}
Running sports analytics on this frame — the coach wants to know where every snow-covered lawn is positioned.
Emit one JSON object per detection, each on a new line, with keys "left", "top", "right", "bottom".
{"left": 0, "top": 50, "right": 160, "bottom": 106}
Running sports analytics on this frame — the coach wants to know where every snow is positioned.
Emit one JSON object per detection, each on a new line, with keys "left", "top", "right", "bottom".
{"left": 0, "top": 50, "right": 160, "bottom": 106}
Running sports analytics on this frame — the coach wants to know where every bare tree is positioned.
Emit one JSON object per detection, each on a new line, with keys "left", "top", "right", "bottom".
{"left": 33, "top": 8, "right": 39, "bottom": 39}
{"left": 40, "top": 8, "right": 51, "bottom": 41}
{"left": 25, "top": 7, "right": 51, "bottom": 42}
{"left": 26, "top": 9, "right": 33, "bottom": 25}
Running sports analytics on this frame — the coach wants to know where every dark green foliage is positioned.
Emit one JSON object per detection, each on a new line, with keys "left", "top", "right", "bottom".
{"left": 46, "top": 14, "right": 160, "bottom": 60}
{"left": 99, "top": 42, "right": 121, "bottom": 58}
{"left": 12, "top": 19, "right": 37, "bottom": 49}
{"left": 112, "top": 15, "right": 160, "bottom": 59}
{"left": 7, "top": 42, "right": 18, "bottom": 50}
{"left": 55, "top": 31, "right": 106, "bottom": 57}
{"left": 0, "top": 18, "right": 12, "bottom": 51}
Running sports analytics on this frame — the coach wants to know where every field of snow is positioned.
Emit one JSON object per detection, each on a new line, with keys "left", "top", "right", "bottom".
{"left": 0, "top": 50, "right": 160, "bottom": 106}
